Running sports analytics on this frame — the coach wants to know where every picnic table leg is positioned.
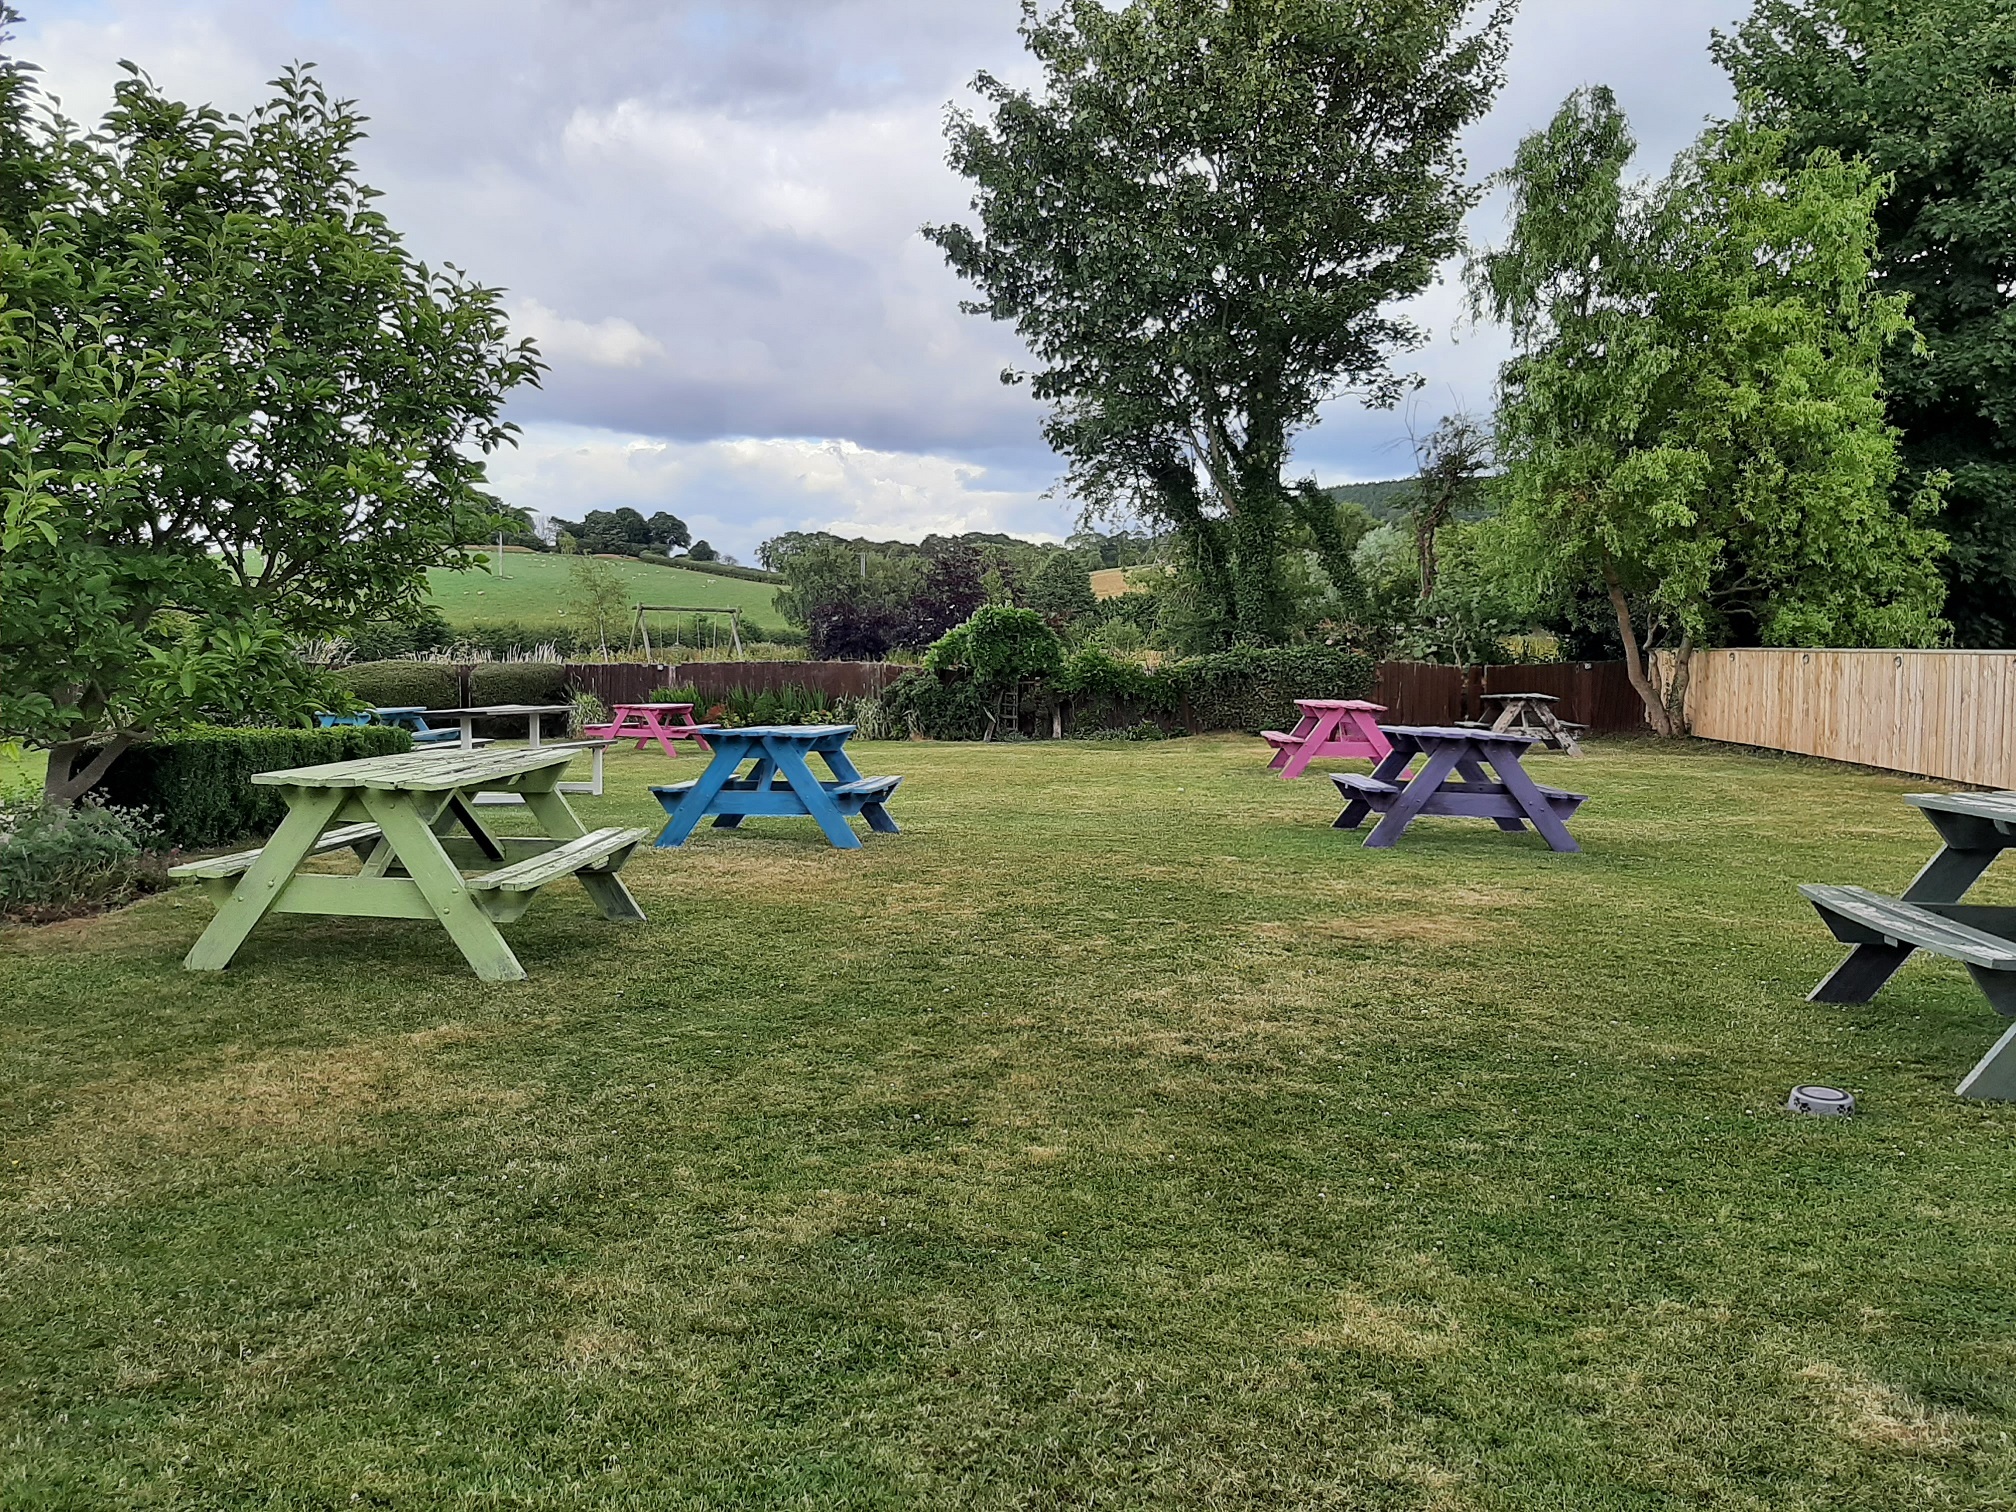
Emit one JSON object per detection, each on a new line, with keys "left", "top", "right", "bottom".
{"left": 1957, "top": 1021, "right": 2016, "bottom": 1100}
{"left": 769, "top": 742, "right": 863, "bottom": 849}
{"left": 1535, "top": 706, "right": 1583, "bottom": 757}
{"left": 654, "top": 752, "right": 742, "bottom": 847}
{"left": 362, "top": 791, "right": 526, "bottom": 982}
{"left": 183, "top": 786, "right": 345, "bottom": 971}
{"left": 712, "top": 755, "right": 774, "bottom": 829}
{"left": 1337, "top": 743, "right": 1416, "bottom": 830}
{"left": 1269, "top": 712, "right": 1320, "bottom": 772}
{"left": 1810, "top": 840, "right": 2002, "bottom": 1004}
{"left": 1489, "top": 701, "right": 1522, "bottom": 734}
{"left": 1455, "top": 755, "right": 1528, "bottom": 833}
{"left": 1364, "top": 743, "right": 1464, "bottom": 849}
{"left": 1483, "top": 746, "right": 1582, "bottom": 853}
{"left": 1280, "top": 711, "right": 1344, "bottom": 780}
{"left": 520, "top": 782, "right": 647, "bottom": 923}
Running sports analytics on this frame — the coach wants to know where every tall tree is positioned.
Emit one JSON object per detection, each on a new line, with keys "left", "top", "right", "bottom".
{"left": 0, "top": 35, "right": 541, "bottom": 803}
{"left": 928, "top": 0, "right": 1512, "bottom": 647}
{"left": 1716, "top": 1, "right": 2016, "bottom": 647}
{"left": 1474, "top": 91, "right": 1947, "bottom": 734}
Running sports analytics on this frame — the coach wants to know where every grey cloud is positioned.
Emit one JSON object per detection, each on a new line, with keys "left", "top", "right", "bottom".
{"left": 24, "top": 0, "right": 1751, "bottom": 524}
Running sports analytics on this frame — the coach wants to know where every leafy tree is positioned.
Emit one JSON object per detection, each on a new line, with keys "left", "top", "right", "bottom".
{"left": 928, "top": 0, "right": 1512, "bottom": 647}
{"left": 1716, "top": 0, "right": 2016, "bottom": 646}
{"left": 565, "top": 555, "right": 632, "bottom": 657}
{"left": 901, "top": 540, "right": 991, "bottom": 648}
{"left": 1473, "top": 91, "right": 1947, "bottom": 735}
{"left": 1025, "top": 550, "right": 1099, "bottom": 627}
{"left": 577, "top": 506, "right": 649, "bottom": 555}
{"left": 0, "top": 32, "right": 539, "bottom": 803}
{"left": 686, "top": 539, "right": 717, "bottom": 562}
{"left": 646, "top": 510, "right": 690, "bottom": 550}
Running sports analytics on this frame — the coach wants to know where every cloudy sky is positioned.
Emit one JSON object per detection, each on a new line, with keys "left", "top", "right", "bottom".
{"left": 19, "top": 0, "right": 1748, "bottom": 559}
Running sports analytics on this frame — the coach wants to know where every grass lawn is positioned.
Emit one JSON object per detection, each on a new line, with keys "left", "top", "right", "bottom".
{"left": 4, "top": 736, "right": 2014, "bottom": 1507}
{"left": 427, "top": 552, "right": 782, "bottom": 635}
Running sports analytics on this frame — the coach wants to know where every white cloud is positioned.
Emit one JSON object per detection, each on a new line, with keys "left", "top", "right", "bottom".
{"left": 484, "top": 423, "right": 1065, "bottom": 559}
{"left": 509, "top": 297, "right": 666, "bottom": 370}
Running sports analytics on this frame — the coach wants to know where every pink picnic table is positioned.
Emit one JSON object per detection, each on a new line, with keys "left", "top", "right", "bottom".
{"left": 585, "top": 703, "right": 712, "bottom": 760}
{"left": 1262, "top": 699, "right": 1392, "bottom": 779}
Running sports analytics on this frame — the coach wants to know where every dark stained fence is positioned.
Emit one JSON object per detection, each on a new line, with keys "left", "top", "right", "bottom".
{"left": 564, "top": 661, "right": 902, "bottom": 706}
{"left": 1372, "top": 661, "right": 1643, "bottom": 734}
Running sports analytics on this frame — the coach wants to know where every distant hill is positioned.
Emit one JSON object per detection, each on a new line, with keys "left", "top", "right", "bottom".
{"left": 1325, "top": 477, "right": 1493, "bottom": 526}
{"left": 1323, "top": 479, "right": 1418, "bottom": 523}
{"left": 427, "top": 550, "right": 783, "bottom": 633}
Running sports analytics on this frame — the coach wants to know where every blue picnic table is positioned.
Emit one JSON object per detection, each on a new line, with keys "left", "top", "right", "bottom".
{"left": 316, "top": 706, "right": 460, "bottom": 745}
{"left": 1331, "top": 724, "right": 1587, "bottom": 852}
{"left": 650, "top": 725, "right": 901, "bottom": 850}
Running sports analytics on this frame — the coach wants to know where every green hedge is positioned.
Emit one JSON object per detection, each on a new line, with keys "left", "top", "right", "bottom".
{"left": 469, "top": 662, "right": 568, "bottom": 706}
{"left": 883, "top": 669, "right": 990, "bottom": 740}
{"left": 335, "top": 660, "right": 460, "bottom": 709}
{"left": 97, "top": 725, "right": 414, "bottom": 849}
{"left": 1169, "top": 645, "right": 1375, "bottom": 732}
{"left": 636, "top": 552, "right": 783, "bottom": 584}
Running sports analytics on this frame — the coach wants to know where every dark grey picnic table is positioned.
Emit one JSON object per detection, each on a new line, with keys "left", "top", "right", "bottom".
{"left": 1803, "top": 791, "right": 2016, "bottom": 1098}
{"left": 1331, "top": 725, "right": 1587, "bottom": 852}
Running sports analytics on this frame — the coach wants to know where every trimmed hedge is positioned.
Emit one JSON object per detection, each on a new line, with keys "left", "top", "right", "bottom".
{"left": 336, "top": 660, "right": 460, "bottom": 709}
{"left": 1169, "top": 645, "right": 1375, "bottom": 732}
{"left": 469, "top": 662, "right": 568, "bottom": 706}
{"left": 883, "top": 669, "right": 990, "bottom": 741}
{"left": 98, "top": 725, "right": 414, "bottom": 849}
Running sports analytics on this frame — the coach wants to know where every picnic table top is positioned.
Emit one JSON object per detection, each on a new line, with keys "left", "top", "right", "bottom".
{"left": 251, "top": 745, "right": 580, "bottom": 792}
{"left": 697, "top": 723, "right": 857, "bottom": 742}
{"left": 1295, "top": 698, "right": 1386, "bottom": 711}
{"left": 1381, "top": 723, "right": 1542, "bottom": 746}
{"left": 432, "top": 703, "right": 574, "bottom": 718}
{"left": 1907, "top": 791, "right": 2016, "bottom": 824}
{"left": 369, "top": 705, "right": 429, "bottom": 716}
{"left": 611, "top": 702, "right": 694, "bottom": 713}
{"left": 1481, "top": 691, "right": 1559, "bottom": 703}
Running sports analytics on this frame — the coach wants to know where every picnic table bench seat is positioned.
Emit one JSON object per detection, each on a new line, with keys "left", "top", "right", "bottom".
{"left": 1802, "top": 885, "right": 2016, "bottom": 1006}
{"left": 1803, "top": 792, "right": 2016, "bottom": 1099}
{"left": 169, "top": 822, "right": 386, "bottom": 883}
{"left": 470, "top": 827, "right": 650, "bottom": 893}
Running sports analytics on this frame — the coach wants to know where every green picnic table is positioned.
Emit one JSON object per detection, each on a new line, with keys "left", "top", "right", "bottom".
{"left": 168, "top": 746, "right": 650, "bottom": 982}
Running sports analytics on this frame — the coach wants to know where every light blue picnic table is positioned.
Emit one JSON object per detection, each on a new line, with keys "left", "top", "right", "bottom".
{"left": 650, "top": 725, "right": 901, "bottom": 850}
{"left": 316, "top": 706, "right": 459, "bottom": 744}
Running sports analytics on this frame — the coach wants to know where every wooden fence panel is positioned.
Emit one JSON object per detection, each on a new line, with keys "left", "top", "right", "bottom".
{"left": 1679, "top": 648, "right": 2016, "bottom": 788}
{"left": 1372, "top": 661, "right": 1641, "bottom": 732}
{"left": 564, "top": 661, "right": 901, "bottom": 706}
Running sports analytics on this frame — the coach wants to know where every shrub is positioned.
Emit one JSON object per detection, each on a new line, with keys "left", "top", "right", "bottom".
{"left": 96, "top": 725, "right": 414, "bottom": 849}
{"left": 469, "top": 662, "right": 568, "bottom": 706}
{"left": 882, "top": 668, "right": 989, "bottom": 741}
{"left": 0, "top": 799, "right": 163, "bottom": 918}
{"left": 834, "top": 694, "right": 894, "bottom": 740}
{"left": 567, "top": 691, "right": 610, "bottom": 737}
{"left": 636, "top": 552, "right": 783, "bottom": 584}
{"left": 335, "top": 660, "right": 460, "bottom": 709}
{"left": 344, "top": 607, "right": 453, "bottom": 662}
{"left": 1168, "top": 645, "right": 1375, "bottom": 732}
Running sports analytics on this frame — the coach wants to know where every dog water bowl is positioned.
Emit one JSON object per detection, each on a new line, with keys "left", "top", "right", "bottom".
{"left": 1786, "top": 1085, "right": 1855, "bottom": 1116}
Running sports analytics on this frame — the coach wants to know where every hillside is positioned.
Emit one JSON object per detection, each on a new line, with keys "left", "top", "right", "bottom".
{"left": 427, "top": 551, "right": 784, "bottom": 632}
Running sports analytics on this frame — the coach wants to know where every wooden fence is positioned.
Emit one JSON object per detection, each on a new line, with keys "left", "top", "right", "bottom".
{"left": 1372, "top": 661, "right": 1643, "bottom": 733}
{"left": 565, "top": 661, "right": 901, "bottom": 707}
{"left": 1673, "top": 648, "right": 2016, "bottom": 788}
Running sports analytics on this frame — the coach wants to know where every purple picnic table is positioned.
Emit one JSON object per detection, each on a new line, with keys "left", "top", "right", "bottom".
{"left": 1331, "top": 725, "right": 1587, "bottom": 852}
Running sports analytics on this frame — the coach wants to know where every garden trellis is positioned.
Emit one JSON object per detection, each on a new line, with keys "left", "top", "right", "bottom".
{"left": 627, "top": 605, "right": 746, "bottom": 660}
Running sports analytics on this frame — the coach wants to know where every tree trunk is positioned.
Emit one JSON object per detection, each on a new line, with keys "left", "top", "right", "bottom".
{"left": 1604, "top": 566, "right": 1675, "bottom": 737}
{"left": 43, "top": 733, "right": 134, "bottom": 807}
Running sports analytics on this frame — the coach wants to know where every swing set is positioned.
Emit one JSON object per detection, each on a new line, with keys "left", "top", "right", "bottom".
{"left": 627, "top": 604, "right": 746, "bottom": 660}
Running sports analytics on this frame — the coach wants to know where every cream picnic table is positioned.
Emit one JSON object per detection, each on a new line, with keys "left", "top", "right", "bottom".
{"left": 1261, "top": 699, "right": 1392, "bottom": 779}
{"left": 168, "top": 746, "right": 649, "bottom": 982}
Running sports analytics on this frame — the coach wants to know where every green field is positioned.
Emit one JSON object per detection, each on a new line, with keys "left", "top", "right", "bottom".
{"left": 5, "top": 736, "right": 2015, "bottom": 1506}
{"left": 429, "top": 551, "right": 782, "bottom": 633}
